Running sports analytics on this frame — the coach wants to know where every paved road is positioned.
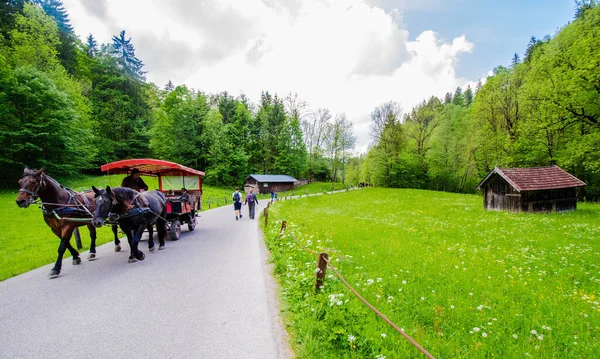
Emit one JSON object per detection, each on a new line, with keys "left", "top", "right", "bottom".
{"left": 0, "top": 200, "right": 291, "bottom": 359}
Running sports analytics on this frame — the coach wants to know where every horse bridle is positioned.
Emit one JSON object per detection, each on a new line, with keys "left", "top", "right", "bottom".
{"left": 19, "top": 173, "right": 46, "bottom": 200}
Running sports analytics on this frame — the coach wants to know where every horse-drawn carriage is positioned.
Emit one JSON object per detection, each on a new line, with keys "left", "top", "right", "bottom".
{"left": 101, "top": 159, "right": 204, "bottom": 240}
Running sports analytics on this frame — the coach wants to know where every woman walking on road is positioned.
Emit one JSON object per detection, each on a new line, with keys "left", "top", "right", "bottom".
{"left": 232, "top": 187, "right": 243, "bottom": 220}
{"left": 245, "top": 190, "right": 258, "bottom": 219}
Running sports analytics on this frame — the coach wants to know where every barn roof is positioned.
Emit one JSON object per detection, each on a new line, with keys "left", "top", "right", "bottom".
{"left": 476, "top": 165, "right": 586, "bottom": 192}
{"left": 246, "top": 174, "right": 297, "bottom": 183}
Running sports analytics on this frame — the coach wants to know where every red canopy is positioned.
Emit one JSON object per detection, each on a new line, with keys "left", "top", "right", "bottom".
{"left": 101, "top": 159, "right": 205, "bottom": 177}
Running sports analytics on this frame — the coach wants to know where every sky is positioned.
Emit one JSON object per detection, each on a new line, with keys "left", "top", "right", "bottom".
{"left": 62, "top": 0, "right": 576, "bottom": 153}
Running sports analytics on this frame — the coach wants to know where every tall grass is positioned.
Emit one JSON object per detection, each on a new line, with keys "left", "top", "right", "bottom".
{"left": 262, "top": 188, "right": 600, "bottom": 358}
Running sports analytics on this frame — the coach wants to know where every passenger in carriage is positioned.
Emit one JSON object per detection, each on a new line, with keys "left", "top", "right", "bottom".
{"left": 180, "top": 188, "right": 191, "bottom": 203}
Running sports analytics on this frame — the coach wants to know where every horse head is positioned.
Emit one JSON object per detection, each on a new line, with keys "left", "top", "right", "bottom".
{"left": 92, "top": 185, "right": 115, "bottom": 228}
{"left": 16, "top": 166, "right": 46, "bottom": 208}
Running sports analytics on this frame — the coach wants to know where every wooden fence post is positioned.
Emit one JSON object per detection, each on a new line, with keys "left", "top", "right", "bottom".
{"left": 224, "top": 197, "right": 228, "bottom": 204}
{"left": 267, "top": 201, "right": 270, "bottom": 209}
{"left": 208, "top": 199, "right": 211, "bottom": 209}
{"left": 279, "top": 220, "right": 287, "bottom": 237}
{"left": 264, "top": 207, "right": 269, "bottom": 227}
{"left": 314, "top": 252, "right": 328, "bottom": 292}
{"left": 215, "top": 198, "right": 218, "bottom": 206}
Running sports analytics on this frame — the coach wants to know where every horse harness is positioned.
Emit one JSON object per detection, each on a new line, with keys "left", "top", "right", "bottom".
{"left": 21, "top": 173, "right": 94, "bottom": 222}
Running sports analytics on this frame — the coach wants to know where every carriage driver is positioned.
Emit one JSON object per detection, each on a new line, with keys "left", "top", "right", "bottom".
{"left": 121, "top": 168, "right": 148, "bottom": 192}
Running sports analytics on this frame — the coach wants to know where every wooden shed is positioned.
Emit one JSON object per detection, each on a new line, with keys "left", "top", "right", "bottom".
{"left": 244, "top": 174, "right": 298, "bottom": 194}
{"left": 475, "top": 166, "right": 586, "bottom": 212}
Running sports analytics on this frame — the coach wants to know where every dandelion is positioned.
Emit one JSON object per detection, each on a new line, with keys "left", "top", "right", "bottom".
{"left": 513, "top": 334, "right": 518, "bottom": 339}
{"left": 421, "top": 296, "right": 425, "bottom": 301}
{"left": 348, "top": 334, "right": 356, "bottom": 343}
{"left": 381, "top": 333, "right": 387, "bottom": 338}
{"left": 537, "top": 335, "right": 544, "bottom": 341}
{"left": 473, "top": 327, "right": 480, "bottom": 332}
{"left": 477, "top": 305, "right": 484, "bottom": 311}
{"left": 450, "top": 305, "right": 455, "bottom": 309}
{"left": 531, "top": 329, "right": 537, "bottom": 335}
{"left": 402, "top": 280, "right": 407, "bottom": 284}
{"left": 482, "top": 333, "right": 488, "bottom": 338}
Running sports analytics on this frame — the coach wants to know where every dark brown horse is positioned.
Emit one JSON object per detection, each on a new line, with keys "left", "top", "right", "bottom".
{"left": 92, "top": 186, "right": 167, "bottom": 263}
{"left": 15, "top": 167, "right": 99, "bottom": 278}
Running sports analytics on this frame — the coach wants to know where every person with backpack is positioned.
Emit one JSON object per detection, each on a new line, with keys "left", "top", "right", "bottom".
{"left": 245, "top": 189, "right": 259, "bottom": 219}
{"left": 232, "top": 187, "right": 243, "bottom": 220}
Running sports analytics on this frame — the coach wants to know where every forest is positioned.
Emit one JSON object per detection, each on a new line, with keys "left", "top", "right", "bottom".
{"left": 1, "top": 0, "right": 599, "bottom": 198}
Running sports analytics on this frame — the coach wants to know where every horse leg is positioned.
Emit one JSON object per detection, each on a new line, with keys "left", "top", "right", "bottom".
{"left": 112, "top": 224, "right": 121, "bottom": 252}
{"left": 147, "top": 224, "right": 155, "bottom": 252}
{"left": 121, "top": 225, "right": 136, "bottom": 263}
{"left": 157, "top": 215, "right": 166, "bottom": 250}
{"left": 49, "top": 239, "right": 69, "bottom": 278}
{"left": 66, "top": 241, "right": 82, "bottom": 266}
{"left": 132, "top": 226, "right": 145, "bottom": 261}
{"left": 61, "top": 225, "right": 81, "bottom": 266}
{"left": 87, "top": 224, "right": 97, "bottom": 260}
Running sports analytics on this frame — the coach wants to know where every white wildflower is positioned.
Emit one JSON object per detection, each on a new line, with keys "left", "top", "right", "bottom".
{"left": 381, "top": 333, "right": 387, "bottom": 338}
{"left": 531, "top": 329, "right": 537, "bottom": 335}
{"left": 513, "top": 334, "right": 518, "bottom": 339}
{"left": 482, "top": 333, "right": 488, "bottom": 338}
{"left": 348, "top": 334, "right": 356, "bottom": 343}
{"left": 473, "top": 327, "right": 480, "bottom": 332}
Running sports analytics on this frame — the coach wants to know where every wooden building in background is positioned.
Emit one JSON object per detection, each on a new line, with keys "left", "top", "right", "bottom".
{"left": 244, "top": 174, "right": 298, "bottom": 194}
{"left": 475, "top": 166, "right": 586, "bottom": 212}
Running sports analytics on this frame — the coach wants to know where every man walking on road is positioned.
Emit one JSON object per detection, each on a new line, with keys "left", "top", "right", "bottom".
{"left": 232, "top": 187, "right": 242, "bottom": 220}
{"left": 245, "top": 189, "right": 258, "bottom": 219}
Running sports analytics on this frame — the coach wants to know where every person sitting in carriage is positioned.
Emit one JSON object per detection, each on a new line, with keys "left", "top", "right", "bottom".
{"left": 180, "top": 188, "right": 192, "bottom": 204}
{"left": 120, "top": 168, "right": 148, "bottom": 192}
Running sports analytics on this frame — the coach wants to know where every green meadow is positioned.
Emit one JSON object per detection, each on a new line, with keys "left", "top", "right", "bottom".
{"left": 0, "top": 174, "right": 237, "bottom": 281}
{"left": 262, "top": 188, "right": 600, "bottom": 358}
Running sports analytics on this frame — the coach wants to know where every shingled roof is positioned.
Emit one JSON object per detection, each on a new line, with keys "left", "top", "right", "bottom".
{"left": 476, "top": 166, "right": 586, "bottom": 192}
{"left": 246, "top": 174, "right": 297, "bottom": 183}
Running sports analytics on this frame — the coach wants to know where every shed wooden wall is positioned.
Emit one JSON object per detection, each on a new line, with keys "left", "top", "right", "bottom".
{"left": 482, "top": 174, "right": 578, "bottom": 212}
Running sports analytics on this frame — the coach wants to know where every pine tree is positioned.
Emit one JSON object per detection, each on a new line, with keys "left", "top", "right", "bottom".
{"left": 86, "top": 33, "right": 98, "bottom": 57}
{"left": 32, "top": 0, "right": 72, "bottom": 33}
{"left": 443, "top": 92, "right": 452, "bottom": 104}
{"left": 511, "top": 53, "right": 520, "bottom": 68}
{"left": 164, "top": 79, "right": 174, "bottom": 92}
{"left": 476, "top": 79, "right": 483, "bottom": 92}
{"left": 32, "top": 0, "right": 78, "bottom": 74}
{"left": 452, "top": 87, "right": 464, "bottom": 106}
{"left": 112, "top": 30, "right": 146, "bottom": 80}
{"left": 524, "top": 36, "right": 541, "bottom": 63}
{"left": 464, "top": 85, "right": 474, "bottom": 106}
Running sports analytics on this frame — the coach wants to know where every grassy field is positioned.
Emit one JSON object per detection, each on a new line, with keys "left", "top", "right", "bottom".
{"left": 274, "top": 181, "right": 351, "bottom": 199}
{"left": 262, "top": 188, "right": 600, "bottom": 358}
{"left": 1, "top": 174, "right": 237, "bottom": 281}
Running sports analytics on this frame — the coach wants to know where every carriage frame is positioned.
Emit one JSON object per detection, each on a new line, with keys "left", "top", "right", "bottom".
{"left": 101, "top": 159, "right": 205, "bottom": 240}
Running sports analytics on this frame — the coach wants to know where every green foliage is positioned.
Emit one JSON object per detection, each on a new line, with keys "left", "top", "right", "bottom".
{"left": 263, "top": 188, "right": 600, "bottom": 358}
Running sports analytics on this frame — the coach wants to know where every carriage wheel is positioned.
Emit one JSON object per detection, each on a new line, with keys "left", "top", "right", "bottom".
{"left": 169, "top": 220, "right": 181, "bottom": 241}
{"left": 188, "top": 215, "right": 196, "bottom": 232}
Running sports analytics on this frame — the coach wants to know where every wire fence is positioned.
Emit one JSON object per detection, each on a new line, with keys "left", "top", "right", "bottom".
{"left": 266, "top": 211, "right": 436, "bottom": 359}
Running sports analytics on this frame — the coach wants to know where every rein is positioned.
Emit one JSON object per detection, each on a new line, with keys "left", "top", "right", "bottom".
{"left": 21, "top": 173, "right": 95, "bottom": 221}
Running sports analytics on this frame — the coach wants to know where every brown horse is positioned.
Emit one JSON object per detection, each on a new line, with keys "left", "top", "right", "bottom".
{"left": 15, "top": 167, "right": 99, "bottom": 278}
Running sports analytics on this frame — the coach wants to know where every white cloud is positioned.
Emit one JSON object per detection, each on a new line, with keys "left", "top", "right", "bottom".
{"left": 63, "top": 0, "right": 474, "bottom": 153}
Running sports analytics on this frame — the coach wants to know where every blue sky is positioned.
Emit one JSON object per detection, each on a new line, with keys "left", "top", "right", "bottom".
{"left": 390, "top": 0, "right": 576, "bottom": 80}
